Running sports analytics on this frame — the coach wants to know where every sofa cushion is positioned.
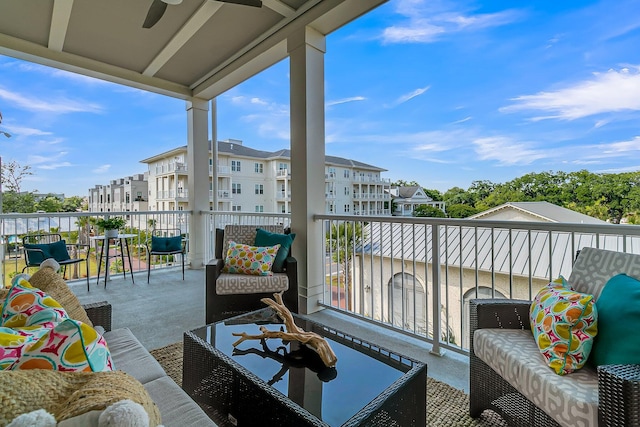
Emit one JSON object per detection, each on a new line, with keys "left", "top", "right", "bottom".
{"left": 529, "top": 277, "right": 597, "bottom": 375}
{"left": 568, "top": 247, "right": 640, "bottom": 300}
{"left": 222, "top": 241, "right": 280, "bottom": 276}
{"left": 254, "top": 228, "right": 295, "bottom": 273}
{"left": 474, "top": 328, "right": 598, "bottom": 427}
{"left": 28, "top": 264, "right": 93, "bottom": 326}
{"left": 215, "top": 272, "right": 289, "bottom": 295}
{"left": 590, "top": 273, "right": 640, "bottom": 366}
{"left": 144, "top": 376, "right": 216, "bottom": 426}
{"left": 1, "top": 280, "right": 112, "bottom": 372}
{"left": 103, "top": 328, "right": 166, "bottom": 384}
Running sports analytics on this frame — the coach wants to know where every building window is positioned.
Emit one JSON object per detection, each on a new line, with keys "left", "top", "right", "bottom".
{"left": 280, "top": 204, "right": 286, "bottom": 213}
{"left": 125, "top": 193, "right": 130, "bottom": 203}
{"left": 344, "top": 187, "right": 349, "bottom": 195}
{"left": 255, "top": 184, "right": 264, "bottom": 195}
{"left": 232, "top": 160, "right": 241, "bottom": 172}
{"left": 329, "top": 204, "right": 334, "bottom": 213}
{"left": 254, "top": 163, "right": 263, "bottom": 173}
{"left": 386, "top": 273, "right": 427, "bottom": 335}
{"left": 232, "top": 205, "right": 242, "bottom": 212}
{"left": 255, "top": 205, "right": 264, "bottom": 213}
{"left": 344, "top": 204, "right": 350, "bottom": 212}
{"left": 278, "top": 163, "right": 288, "bottom": 170}
{"left": 232, "top": 183, "right": 242, "bottom": 194}
{"left": 344, "top": 169, "right": 350, "bottom": 178}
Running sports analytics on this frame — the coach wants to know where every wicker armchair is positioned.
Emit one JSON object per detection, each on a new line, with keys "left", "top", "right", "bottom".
{"left": 205, "top": 225, "right": 298, "bottom": 324}
{"left": 469, "top": 247, "right": 640, "bottom": 427}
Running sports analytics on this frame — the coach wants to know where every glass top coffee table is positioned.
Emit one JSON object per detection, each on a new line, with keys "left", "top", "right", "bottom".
{"left": 183, "top": 308, "right": 426, "bottom": 427}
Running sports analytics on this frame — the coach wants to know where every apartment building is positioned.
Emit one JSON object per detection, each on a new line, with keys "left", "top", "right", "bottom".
{"left": 88, "top": 173, "right": 149, "bottom": 213}
{"left": 139, "top": 139, "right": 391, "bottom": 215}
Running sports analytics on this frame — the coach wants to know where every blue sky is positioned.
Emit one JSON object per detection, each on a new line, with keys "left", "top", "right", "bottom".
{"left": 1, "top": 0, "right": 640, "bottom": 197}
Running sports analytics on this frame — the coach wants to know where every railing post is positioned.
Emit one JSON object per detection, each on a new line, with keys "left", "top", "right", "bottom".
{"left": 430, "top": 223, "right": 444, "bottom": 356}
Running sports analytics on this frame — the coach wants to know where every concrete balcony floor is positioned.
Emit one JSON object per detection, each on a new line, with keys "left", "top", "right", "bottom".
{"left": 70, "top": 268, "right": 470, "bottom": 393}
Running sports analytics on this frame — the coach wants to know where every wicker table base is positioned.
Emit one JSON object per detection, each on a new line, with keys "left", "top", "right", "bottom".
{"left": 183, "top": 308, "right": 427, "bottom": 427}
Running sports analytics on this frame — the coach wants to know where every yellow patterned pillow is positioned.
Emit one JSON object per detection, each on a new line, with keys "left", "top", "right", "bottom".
{"left": 223, "top": 241, "right": 280, "bottom": 276}
{"left": 529, "top": 276, "right": 598, "bottom": 375}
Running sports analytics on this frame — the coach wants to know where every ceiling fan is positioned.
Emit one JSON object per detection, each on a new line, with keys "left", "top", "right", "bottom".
{"left": 143, "top": 0, "right": 263, "bottom": 29}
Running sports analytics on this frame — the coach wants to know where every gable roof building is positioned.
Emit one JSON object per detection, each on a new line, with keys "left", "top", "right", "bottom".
{"left": 389, "top": 186, "right": 446, "bottom": 216}
{"left": 469, "top": 201, "right": 607, "bottom": 224}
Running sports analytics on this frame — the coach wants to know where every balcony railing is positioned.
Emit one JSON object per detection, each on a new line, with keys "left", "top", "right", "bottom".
{"left": 316, "top": 214, "right": 640, "bottom": 356}
{"left": 6, "top": 210, "right": 640, "bottom": 358}
{"left": 0, "top": 211, "right": 191, "bottom": 287}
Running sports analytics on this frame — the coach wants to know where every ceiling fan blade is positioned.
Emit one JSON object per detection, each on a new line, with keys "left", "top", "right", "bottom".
{"left": 143, "top": 0, "right": 169, "bottom": 29}
{"left": 218, "top": 0, "right": 263, "bottom": 7}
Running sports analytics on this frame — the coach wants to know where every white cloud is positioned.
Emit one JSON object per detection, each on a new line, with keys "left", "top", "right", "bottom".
{"left": 451, "top": 116, "right": 472, "bottom": 124}
{"left": 0, "top": 87, "right": 103, "bottom": 114}
{"left": 93, "top": 164, "right": 111, "bottom": 174}
{"left": 37, "top": 162, "right": 73, "bottom": 170}
{"left": 27, "top": 152, "right": 64, "bottom": 164}
{"left": 326, "top": 97, "right": 366, "bottom": 107}
{"left": 382, "top": 1, "right": 522, "bottom": 44}
{"left": 501, "top": 67, "right": 640, "bottom": 120}
{"left": 472, "top": 136, "right": 549, "bottom": 165}
{"left": 395, "top": 86, "right": 430, "bottom": 105}
{"left": 1, "top": 125, "right": 52, "bottom": 137}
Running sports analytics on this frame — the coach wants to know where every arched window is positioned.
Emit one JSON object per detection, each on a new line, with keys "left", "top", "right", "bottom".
{"left": 462, "top": 287, "right": 506, "bottom": 349}
{"left": 386, "top": 273, "right": 426, "bottom": 335}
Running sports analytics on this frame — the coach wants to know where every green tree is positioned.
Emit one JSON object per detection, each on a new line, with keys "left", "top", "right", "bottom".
{"left": 326, "top": 221, "right": 367, "bottom": 310}
{"left": 447, "top": 204, "right": 481, "bottom": 218}
{"left": 423, "top": 188, "right": 443, "bottom": 201}
{"left": 36, "top": 195, "right": 64, "bottom": 212}
{"left": 62, "top": 196, "right": 85, "bottom": 212}
{"left": 412, "top": 205, "right": 446, "bottom": 218}
{"left": 2, "top": 191, "right": 36, "bottom": 213}
{"left": 443, "top": 187, "right": 474, "bottom": 205}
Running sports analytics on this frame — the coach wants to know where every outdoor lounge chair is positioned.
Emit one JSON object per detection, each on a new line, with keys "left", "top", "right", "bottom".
{"left": 146, "top": 228, "right": 185, "bottom": 283}
{"left": 205, "top": 224, "right": 298, "bottom": 323}
{"left": 22, "top": 233, "right": 90, "bottom": 291}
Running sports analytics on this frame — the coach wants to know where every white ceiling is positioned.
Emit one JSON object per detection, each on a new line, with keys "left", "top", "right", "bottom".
{"left": 0, "top": 0, "right": 387, "bottom": 100}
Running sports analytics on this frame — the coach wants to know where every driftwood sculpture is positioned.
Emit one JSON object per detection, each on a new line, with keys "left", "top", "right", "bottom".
{"left": 232, "top": 293, "right": 338, "bottom": 367}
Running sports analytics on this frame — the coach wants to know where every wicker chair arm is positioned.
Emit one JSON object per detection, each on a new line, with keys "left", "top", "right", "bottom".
{"left": 470, "top": 298, "right": 532, "bottom": 330}
{"left": 82, "top": 301, "right": 112, "bottom": 332}
{"left": 598, "top": 364, "right": 640, "bottom": 426}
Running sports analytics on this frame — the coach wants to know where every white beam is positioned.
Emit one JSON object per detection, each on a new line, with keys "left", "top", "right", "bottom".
{"left": 49, "top": 0, "right": 74, "bottom": 52}
{"left": 143, "top": 1, "right": 224, "bottom": 77}
{"left": 0, "top": 34, "right": 192, "bottom": 99}
{"left": 262, "top": 0, "right": 295, "bottom": 18}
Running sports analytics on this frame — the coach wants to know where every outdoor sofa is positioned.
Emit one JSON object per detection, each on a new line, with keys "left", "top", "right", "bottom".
{"left": 470, "top": 247, "right": 640, "bottom": 426}
{"left": 0, "top": 262, "right": 216, "bottom": 426}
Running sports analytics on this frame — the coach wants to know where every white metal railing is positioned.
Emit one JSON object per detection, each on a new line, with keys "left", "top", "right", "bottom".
{"left": 277, "top": 169, "right": 290, "bottom": 178}
{"left": 316, "top": 214, "right": 640, "bottom": 355}
{"left": 0, "top": 211, "right": 191, "bottom": 287}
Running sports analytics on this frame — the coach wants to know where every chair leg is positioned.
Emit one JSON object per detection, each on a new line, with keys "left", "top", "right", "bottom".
{"left": 147, "top": 255, "right": 151, "bottom": 284}
{"left": 181, "top": 253, "right": 185, "bottom": 280}
{"left": 85, "top": 260, "right": 90, "bottom": 292}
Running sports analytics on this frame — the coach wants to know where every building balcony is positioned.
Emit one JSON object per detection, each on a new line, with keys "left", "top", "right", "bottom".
{"left": 277, "top": 169, "right": 290, "bottom": 179}
{"left": 216, "top": 165, "right": 231, "bottom": 176}
{"left": 277, "top": 191, "right": 291, "bottom": 200}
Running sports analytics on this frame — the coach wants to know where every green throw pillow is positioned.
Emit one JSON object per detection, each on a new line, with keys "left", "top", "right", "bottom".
{"left": 151, "top": 235, "right": 182, "bottom": 252}
{"left": 254, "top": 228, "right": 295, "bottom": 273}
{"left": 24, "top": 240, "right": 71, "bottom": 265}
{"left": 590, "top": 273, "right": 640, "bottom": 366}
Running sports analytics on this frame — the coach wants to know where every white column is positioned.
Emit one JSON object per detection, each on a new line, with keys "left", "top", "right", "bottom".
{"left": 186, "top": 98, "right": 209, "bottom": 268}
{"left": 211, "top": 99, "right": 218, "bottom": 209}
{"left": 289, "top": 27, "right": 326, "bottom": 315}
